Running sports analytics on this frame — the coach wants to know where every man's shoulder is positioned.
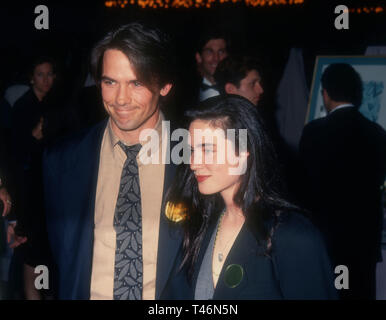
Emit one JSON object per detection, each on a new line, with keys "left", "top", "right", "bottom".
{"left": 356, "top": 111, "right": 386, "bottom": 138}
{"left": 44, "top": 119, "right": 107, "bottom": 165}
{"left": 332, "top": 109, "right": 386, "bottom": 145}
{"left": 303, "top": 117, "right": 326, "bottom": 132}
{"left": 300, "top": 117, "right": 326, "bottom": 145}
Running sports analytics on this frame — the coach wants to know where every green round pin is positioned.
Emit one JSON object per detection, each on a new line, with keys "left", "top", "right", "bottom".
{"left": 224, "top": 264, "right": 244, "bottom": 288}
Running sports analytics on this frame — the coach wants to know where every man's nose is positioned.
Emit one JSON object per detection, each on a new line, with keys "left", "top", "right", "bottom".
{"left": 212, "top": 52, "right": 221, "bottom": 64}
{"left": 255, "top": 82, "right": 264, "bottom": 95}
{"left": 116, "top": 85, "right": 131, "bottom": 106}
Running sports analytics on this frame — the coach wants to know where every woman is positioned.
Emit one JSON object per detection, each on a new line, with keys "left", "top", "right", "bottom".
{"left": 162, "top": 95, "right": 338, "bottom": 300}
{"left": 12, "top": 57, "right": 57, "bottom": 167}
{"left": 11, "top": 57, "right": 57, "bottom": 300}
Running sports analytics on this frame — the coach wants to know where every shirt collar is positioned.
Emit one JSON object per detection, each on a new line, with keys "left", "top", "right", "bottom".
{"left": 202, "top": 77, "right": 213, "bottom": 86}
{"left": 106, "top": 112, "right": 165, "bottom": 166}
{"left": 329, "top": 104, "right": 354, "bottom": 114}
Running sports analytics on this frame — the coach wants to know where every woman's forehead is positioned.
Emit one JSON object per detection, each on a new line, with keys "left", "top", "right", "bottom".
{"left": 189, "top": 123, "right": 233, "bottom": 150}
{"left": 189, "top": 118, "right": 226, "bottom": 133}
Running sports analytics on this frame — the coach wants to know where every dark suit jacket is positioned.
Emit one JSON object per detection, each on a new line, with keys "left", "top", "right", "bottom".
{"left": 162, "top": 211, "right": 338, "bottom": 300}
{"left": 299, "top": 107, "right": 386, "bottom": 264}
{"left": 43, "top": 119, "right": 182, "bottom": 299}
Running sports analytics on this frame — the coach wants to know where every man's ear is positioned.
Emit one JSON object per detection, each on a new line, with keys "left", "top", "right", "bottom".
{"left": 160, "top": 83, "right": 173, "bottom": 97}
{"left": 322, "top": 88, "right": 330, "bottom": 100}
{"left": 195, "top": 52, "right": 202, "bottom": 65}
{"left": 225, "top": 83, "right": 238, "bottom": 95}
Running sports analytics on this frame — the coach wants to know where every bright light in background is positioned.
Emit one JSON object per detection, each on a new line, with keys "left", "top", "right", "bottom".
{"left": 104, "top": 0, "right": 305, "bottom": 9}
{"left": 104, "top": 0, "right": 384, "bottom": 12}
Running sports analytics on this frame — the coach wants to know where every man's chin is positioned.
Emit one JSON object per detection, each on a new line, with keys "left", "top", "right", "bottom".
{"left": 112, "top": 118, "right": 140, "bottom": 132}
{"left": 116, "top": 122, "right": 140, "bottom": 132}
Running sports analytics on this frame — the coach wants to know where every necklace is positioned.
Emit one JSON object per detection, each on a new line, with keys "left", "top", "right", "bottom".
{"left": 214, "top": 211, "right": 235, "bottom": 262}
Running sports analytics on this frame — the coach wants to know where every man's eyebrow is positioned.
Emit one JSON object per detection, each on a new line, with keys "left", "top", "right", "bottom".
{"left": 101, "top": 75, "right": 115, "bottom": 82}
{"left": 101, "top": 76, "right": 141, "bottom": 84}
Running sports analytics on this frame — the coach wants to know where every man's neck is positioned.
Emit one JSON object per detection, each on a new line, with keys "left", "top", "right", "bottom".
{"left": 113, "top": 109, "right": 160, "bottom": 145}
{"left": 327, "top": 101, "right": 353, "bottom": 113}
{"left": 203, "top": 75, "right": 215, "bottom": 85}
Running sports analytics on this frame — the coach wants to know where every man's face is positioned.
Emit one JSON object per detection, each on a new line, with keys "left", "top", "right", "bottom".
{"left": 226, "top": 69, "right": 263, "bottom": 106}
{"left": 235, "top": 70, "right": 264, "bottom": 106}
{"left": 196, "top": 39, "right": 228, "bottom": 82}
{"left": 101, "top": 49, "right": 171, "bottom": 142}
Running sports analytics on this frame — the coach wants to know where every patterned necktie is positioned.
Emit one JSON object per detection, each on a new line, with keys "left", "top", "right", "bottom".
{"left": 113, "top": 141, "right": 143, "bottom": 300}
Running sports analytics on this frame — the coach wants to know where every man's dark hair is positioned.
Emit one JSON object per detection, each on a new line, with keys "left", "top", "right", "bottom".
{"left": 195, "top": 27, "right": 231, "bottom": 54}
{"left": 321, "top": 63, "right": 363, "bottom": 107}
{"left": 214, "top": 56, "right": 262, "bottom": 95}
{"left": 91, "top": 22, "right": 176, "bottom": 91}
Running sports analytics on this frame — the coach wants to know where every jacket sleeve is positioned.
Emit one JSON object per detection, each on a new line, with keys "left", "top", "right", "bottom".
{"left": 271, "top": 213, "right": 339, "bottom": 300}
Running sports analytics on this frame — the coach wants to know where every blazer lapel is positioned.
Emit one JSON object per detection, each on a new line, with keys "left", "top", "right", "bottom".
{"left": 73, "top": 119, "right": 107, "bottom": 298}
{"left": 212, "top": 223, "right": 258, "bottom": 299}
{"left": 190, "top": 214, "right": 219, "bottom": 291}
{"left": 155, "top": 153, "right": 182, "bottom": 299}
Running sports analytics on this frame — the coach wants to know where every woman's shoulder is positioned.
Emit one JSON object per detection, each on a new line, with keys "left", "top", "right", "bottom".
{"left": 12, "top": 88, "right": 34, "bottom": 107}
{"left": 272, "top": 211, "right": 324, "bottom": 250}
{"left": 266, "top": 211, "right": 338, "bottom": 299}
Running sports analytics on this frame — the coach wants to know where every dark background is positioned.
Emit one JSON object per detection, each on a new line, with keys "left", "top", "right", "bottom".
{"left": 0, "top": 0, "right": 385, "bottom": 112}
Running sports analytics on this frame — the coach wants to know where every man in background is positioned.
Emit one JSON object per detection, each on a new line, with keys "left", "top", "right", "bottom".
{"left": 214, "top": 55, "right": 264, "bottom": 106}
{"left": 299, "top": 63, "right": 386, "bottom": 300}
{"left": 195, "top": 29, "right": 229, "bottom": 102}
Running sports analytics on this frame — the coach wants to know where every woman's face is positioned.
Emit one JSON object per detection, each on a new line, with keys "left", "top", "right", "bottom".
{"left": 31, "top": 62, "right": 55, "bottom": 96}
{"left": 189, "top": 119, "right": 247, "bottom": 197}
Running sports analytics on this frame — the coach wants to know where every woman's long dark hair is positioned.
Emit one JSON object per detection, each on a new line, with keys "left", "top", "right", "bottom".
{"left": 166, "top": 95, "right": 299, "bottom": 280}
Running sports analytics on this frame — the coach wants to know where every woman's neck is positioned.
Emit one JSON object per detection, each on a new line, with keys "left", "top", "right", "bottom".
{"left": 220, "top": 183, "right": 244, "bottom": 219}
{"left": 33, "top": 86, "right": 46, "bottom": 102}
{"left": 224, "top": 205, "right": 244, "bottom": 220}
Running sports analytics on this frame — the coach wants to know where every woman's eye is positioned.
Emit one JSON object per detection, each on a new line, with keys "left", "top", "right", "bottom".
{"left": 133, "top": 80, "right": 141, "bottom": 87}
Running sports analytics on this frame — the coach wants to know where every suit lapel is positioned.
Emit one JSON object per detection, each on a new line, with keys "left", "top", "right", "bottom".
{"left": 212, "top": 223, "right": 258, "bottom": 299}
{"left": 85, "top": 120, "right": 108, "bottom": 225}
{"left": 155, "top": 159, "right": 183, "bottom": 299}
{"left": 155, "top": 136, "right": 183, "bottom": 299}
{"left": 74, "top": 119, "right": 107, "bottom": 298}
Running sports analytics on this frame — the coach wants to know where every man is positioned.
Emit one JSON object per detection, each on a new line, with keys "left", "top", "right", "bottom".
{"left": 299, "top": 63, "right": 386, "bottom": 300}
{"left": 214, "top": 55, "right": 264, "bottom": 106}
{"left": 195, "top": 29, "right": 229, "bottom": 102}
{"left": 43, "top": 23, "right": 181, "bottom": 300}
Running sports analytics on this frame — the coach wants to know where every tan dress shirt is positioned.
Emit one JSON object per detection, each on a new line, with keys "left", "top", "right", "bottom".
{"left": 90, "top": 114, "right": 166, "bottom": 300}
